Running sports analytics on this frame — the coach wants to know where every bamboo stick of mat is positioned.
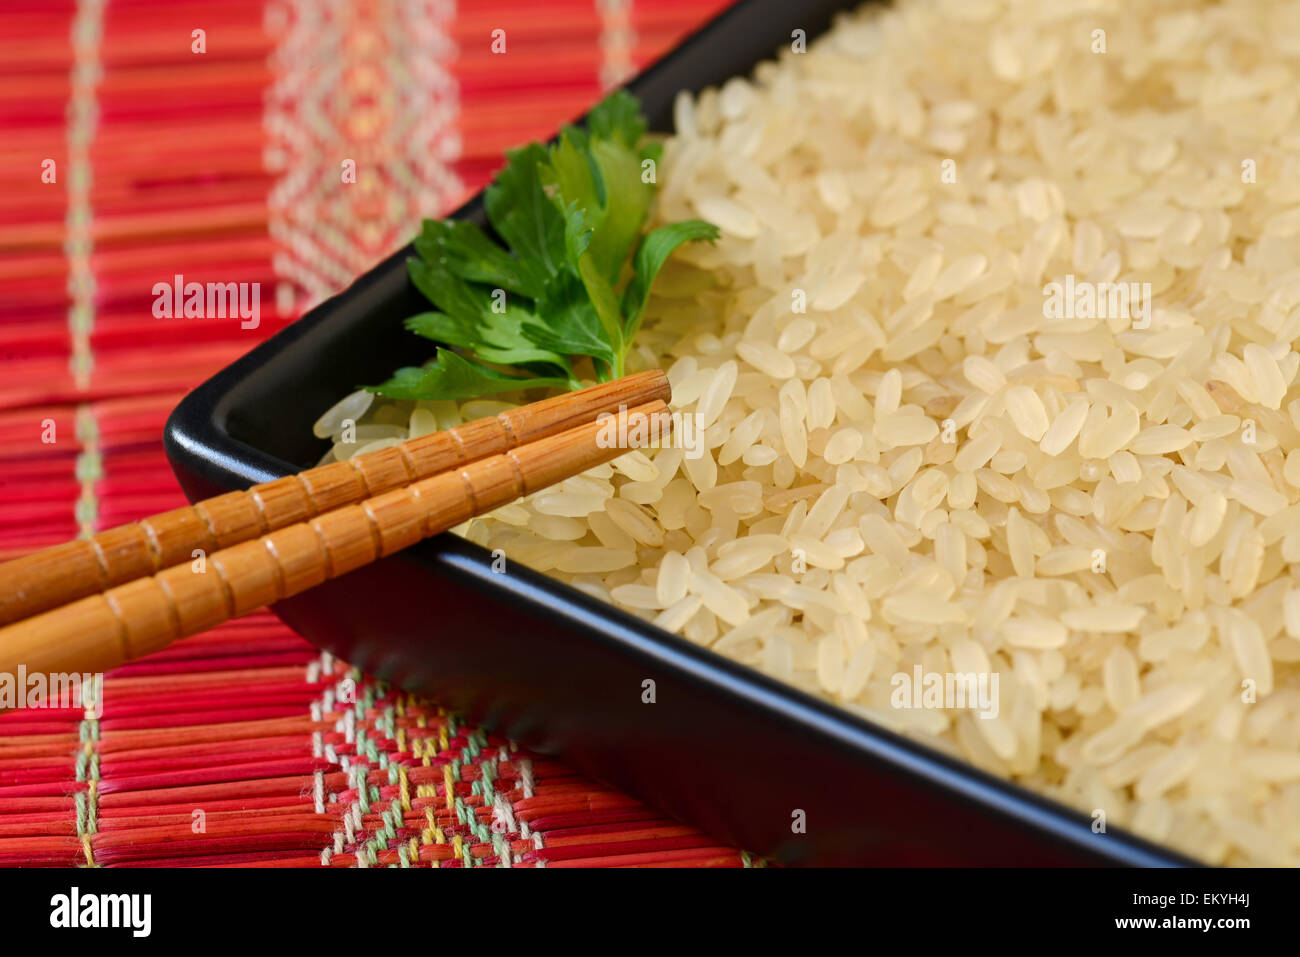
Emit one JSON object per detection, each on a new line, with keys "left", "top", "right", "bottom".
{"left": 0, "top": 400, "right": 672, "bottom": 682}
{"left": 0, "top": 370, "right": 670, "bottom": 627}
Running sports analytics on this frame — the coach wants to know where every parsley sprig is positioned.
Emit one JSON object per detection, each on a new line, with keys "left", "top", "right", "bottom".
{"left": 367, "top": 91, "right": 719, "bottom": 402}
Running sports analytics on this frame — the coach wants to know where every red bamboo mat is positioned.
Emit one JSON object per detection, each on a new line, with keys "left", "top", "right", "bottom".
{"left": 0, "top": 0, "right": 756, "bottom": 867}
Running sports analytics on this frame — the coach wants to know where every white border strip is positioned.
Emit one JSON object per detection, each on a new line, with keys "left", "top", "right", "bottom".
{"left": 596, "top": 0, "right": 636, "bottom": 90}
{"left": 65, "top": 0, "right": 105, "bottom": 392}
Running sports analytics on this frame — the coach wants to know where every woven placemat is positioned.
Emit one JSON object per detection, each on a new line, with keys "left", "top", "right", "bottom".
{"left": 0, "top": 0, "right": 755, "bottom": 867}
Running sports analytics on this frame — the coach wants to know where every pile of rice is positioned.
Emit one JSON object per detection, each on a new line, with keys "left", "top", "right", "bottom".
{"left": 316, "top": 0, "right": 1300, "bottom": 864}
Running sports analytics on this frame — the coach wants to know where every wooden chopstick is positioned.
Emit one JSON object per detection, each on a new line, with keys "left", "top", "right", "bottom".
{"left": 0, "top": 370, "right": 670, "bottom": 627}
{"left": 0, "top": 399, "right": 672, "bottom": 683}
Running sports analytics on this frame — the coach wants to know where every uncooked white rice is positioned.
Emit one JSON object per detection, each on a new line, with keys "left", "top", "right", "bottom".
{"left": 313, "top": 0, "right": 1300, "bottom": 865}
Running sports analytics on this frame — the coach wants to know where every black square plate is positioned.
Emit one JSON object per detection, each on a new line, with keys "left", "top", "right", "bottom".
{"left": 165, "top": 0, "right": 1189, "bottom": 866}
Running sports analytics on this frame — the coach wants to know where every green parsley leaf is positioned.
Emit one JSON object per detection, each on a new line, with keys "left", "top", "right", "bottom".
{"left": 484, "top": 142, "right": 567, "bottom": 282}
{"left": 367, "top": 91, "right": 718, "bottom": 403}
{"left": 561, "top": 202, "right": 625, "bottom": 375}
{"left": 621, "top": 220, "right": 721, "bottom": 341}
{"left": 366, "top": 348, "right": 570, "bottom": 402}
{"left": 415, "top": 219, "right": 548, "bottom": 299}
{"left": 541, "top": 96, "right": 658, "bottom": 284}
{"left": 525, "top": 271, "right": 620, "bottom": 378}
{"left": 405, "top": 312, "right": 575, "bottom": 379}
{"left": 585, "top": 90, "right": 647, "bottom": 147}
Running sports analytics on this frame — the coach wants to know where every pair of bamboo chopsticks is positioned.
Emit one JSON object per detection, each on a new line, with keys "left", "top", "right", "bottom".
{"left": 0, "top": 371, "right": 671, "bottom": 688}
